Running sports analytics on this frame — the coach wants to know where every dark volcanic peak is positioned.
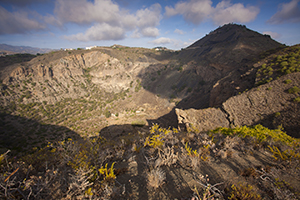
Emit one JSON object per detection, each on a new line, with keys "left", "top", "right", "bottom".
{"left": 178, "top": 23, "right": 283, "bottom": 69}
{"left": 187, "top": 23, "right": 278, "bottom": 49}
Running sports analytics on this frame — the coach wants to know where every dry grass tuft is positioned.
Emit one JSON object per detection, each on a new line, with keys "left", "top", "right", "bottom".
{"left": 147, "top": 168, "right": 166, "bottom": 189}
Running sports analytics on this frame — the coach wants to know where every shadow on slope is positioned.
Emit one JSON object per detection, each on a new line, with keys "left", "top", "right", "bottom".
{"left": 135, "top": 24, "right": 283, "bottom": 129}
{"left": 255, "top": 103, "right": 300, "bottom": 138}
{"left": 0, "top": 112, "right": 81, "bottom": 155}
{"left": 96, "top": 122, "right": 289, "bottom": 199}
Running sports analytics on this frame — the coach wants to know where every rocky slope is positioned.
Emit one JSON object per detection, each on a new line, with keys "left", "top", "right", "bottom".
{"left": 175, "top": 72, "right": 300, "bottom": 138}
{"left": 175, "top": 44, "right": 300, "bottom": 137}
{"left": 141, "top": 24, "right": 283, "bottom": 109}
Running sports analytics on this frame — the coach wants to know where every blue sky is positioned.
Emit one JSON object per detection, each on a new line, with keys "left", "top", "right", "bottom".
{"left": 0, "top": 0, "right": 300, "bottom": 50}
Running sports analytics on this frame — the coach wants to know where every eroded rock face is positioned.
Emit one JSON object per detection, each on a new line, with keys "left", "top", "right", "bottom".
{"left": 175, "top": 72, "right": 300, "bottom": 137}
{"left": 0, "top": 50, "right": 159, "bottom": 104}
{"left": 175, "top": 107, "right": 229, "bottom": 132}
{"left": 223, "top": 72, "right": 300, "bottom": 127}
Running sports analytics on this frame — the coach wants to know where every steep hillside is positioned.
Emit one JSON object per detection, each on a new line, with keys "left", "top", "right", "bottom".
{"left": 0, "top": 46, "right": 178, "bottom": 150}
{"left": 183, "top": 24, "right": 280, "bottom": 67}
{"left": 139, "top": 24, "right": 283, "bottom": 109}
{"left": 175, "top": 44, "right": 300, "bottom": 138}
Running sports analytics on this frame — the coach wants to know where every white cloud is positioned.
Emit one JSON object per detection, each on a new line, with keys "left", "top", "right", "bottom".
{"left": 52, "top": 0, "right": 162, "bottom": 40}
{"left": 0, "top": 6, "right": 46, "bottom": 34}
{"left": 174, "top": 29, "right": 184, "bottom": 35}
{"left": 213, "top": 2, "right": 260, "bottom": 25}
{"left": 136, "top": 3, "right": 161, "bottom": 28}
{"left": 165, "top": 0, "right": 259, "bottom": 25}
{"left": 133, "top": 3, "right": 161, "bottom": 37}
{"left": 165, "top": 0, "right": 212, "bottom": 24}
{"left": 263, "top": 31, "right": 281, "bottom": 39}
{"left": 53, "top": 0, "right": 121, "bottom": 25}
{"left": 149, "top": 37, "right": 172, "bottom": 45}
{"left": 141, "top": 27, "right": 159, "bottom": 37}
{"left": 65, "top": 23, "right": 125, "bottom": 41}
{"left": 130, "top": 29, "right": 142, "bottom": 38}
{"left": 267, "top": 0, "right": 300, "bottom": 24}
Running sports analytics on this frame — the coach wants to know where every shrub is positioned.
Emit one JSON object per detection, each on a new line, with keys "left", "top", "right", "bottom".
{"left": 212, "top": 124, "right": 298, "bottom": 147}
{"left": 99, "top": 162, "right": 116, "bottom": 181}
{"left": 227, "top": 182, "right": 261, "bottom": 200}
{"left": 104, "top": 110, "right": 111, "bottom": 118}
{"left": 288, "top": 86, "right": 300, "bottom": 94}
{"left": 147, "top": 168, "right": 166, "bottom": 189}
{"left": 131, "top": 120, "right": 146, "bottom": 127}
{"left": 280, "top": 61, "right": 288, "bottom": 67}
{"left": 284, "top": 79, "right": 292, "bottom": 84}
{"left": 293, "top": 97, "right": 300, "bottom": 103}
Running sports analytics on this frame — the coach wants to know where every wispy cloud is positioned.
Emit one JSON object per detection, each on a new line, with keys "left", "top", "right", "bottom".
{"left": 174, "top": 29, "right": 185, "bottom": 35}
{"left": 165, "top": 0, "right": 259, "bottom": 25}
{"left": 165, "top": 0, "right": 212, "bottom": 24}
{"left": 51, "top": 0, "right": 162, "bottom": 41}
{"left": 65, "top": 23, "right": 125, "bottom": 41}
{"left": 149, "top": 37, "right": 172, "bottom": 45}
{"left": 0, "top": 6, "right": 46, "bottom": 34}
{"left": 149, "top": 37, "right": 194, "bottom": 49}
{"left": 267, "top": 0, "right": 300, "bottom": 24}
{"left": 212, "top": 1, "right": 259, "bottom": 25}
{"left": 263, "top": 31, "right": 281, "bottom": 39}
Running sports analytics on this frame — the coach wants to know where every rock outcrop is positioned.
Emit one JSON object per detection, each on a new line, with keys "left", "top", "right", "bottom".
{"left": 175, "top": 107, "right": 229, "bottom": 132}
{"left": 175, "top": 72, "right": 300, "bottom": 137}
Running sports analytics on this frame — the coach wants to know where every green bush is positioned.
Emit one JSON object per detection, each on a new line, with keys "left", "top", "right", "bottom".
{"left": 227, "top": 182, "right": 261, "bottom": 200}
{"left": 284, "top": 79, "right": 292, "bottom": 84}
{"left": 131, "top": 120, "right": 146, "bottom": 127}
{"left": 293, "top": 97, "right": 300, "bottom": 103}
{"left": 104, "top": 110, "right": 111, "bottom": 118}
{"left": 275, "top": 112, "right": 281, "bottom": 117}
{"left": 212, "top": 124, "right": 298, "bottom": 146}
{"left": 288, "top": 86, "right": 300, "bottom": 94}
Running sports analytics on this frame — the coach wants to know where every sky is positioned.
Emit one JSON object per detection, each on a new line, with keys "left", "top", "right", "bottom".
{"left": 0, "top": 0, "right": 300, "bottom": 50}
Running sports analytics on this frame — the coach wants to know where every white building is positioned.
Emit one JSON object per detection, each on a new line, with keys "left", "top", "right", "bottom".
{"left": 86, "top": 46, "right": 97, "bottom": 50}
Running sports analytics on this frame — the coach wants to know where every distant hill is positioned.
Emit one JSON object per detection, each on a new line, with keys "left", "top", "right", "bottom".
{"left": 0, "top": 44, "right": 52, "bottom": 55}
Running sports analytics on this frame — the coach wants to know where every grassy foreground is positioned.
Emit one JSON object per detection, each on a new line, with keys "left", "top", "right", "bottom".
{"left": 1, "top": 124, "right": 300, "bottom": 199}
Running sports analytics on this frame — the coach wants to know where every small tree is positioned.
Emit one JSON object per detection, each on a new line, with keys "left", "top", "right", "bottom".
{"left": 104, "top": 110, "right": 111, "bottom": 118}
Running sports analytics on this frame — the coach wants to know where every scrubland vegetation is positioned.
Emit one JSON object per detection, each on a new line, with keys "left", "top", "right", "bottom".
{"left": 1, "top": 123, "right": 299, "bottom": 199}
{"left": 256, "top": 45, "right": 300, "bottom": 86}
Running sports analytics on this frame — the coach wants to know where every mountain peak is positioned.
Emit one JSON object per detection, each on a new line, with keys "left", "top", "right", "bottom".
{"left": 178, "top": 23, "right": 283, "bottom": 70}
{"left": 187, "top": 23, "right": 279, "bottom": 49}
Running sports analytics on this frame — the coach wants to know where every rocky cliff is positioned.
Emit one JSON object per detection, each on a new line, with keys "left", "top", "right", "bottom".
{"left": 175, "top": 52, "right": 300, "bottom": 138}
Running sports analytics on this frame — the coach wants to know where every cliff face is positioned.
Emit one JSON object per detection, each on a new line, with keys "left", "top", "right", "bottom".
{"left": 0, "top": 49, "right": 160, "bottom": 105}
{"left": 175, "top": 72, "right": 300, "bottom": 138}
